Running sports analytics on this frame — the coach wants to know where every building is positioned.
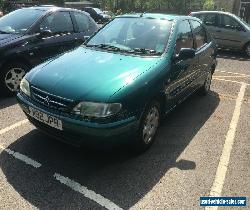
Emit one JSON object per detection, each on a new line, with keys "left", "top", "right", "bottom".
{"left": 64, "top": 1, "right": 94, "bottom": 10}
{"left": 233, "top": 0, "right": 250, "bottom": 23}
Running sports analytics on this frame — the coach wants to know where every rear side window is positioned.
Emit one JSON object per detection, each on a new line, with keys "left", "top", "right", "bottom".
{"left": 190, "top": 20, "right": 207, "bottom": 50}
{"left": 175, "top": 20, "right": 194, "bottom": 55}
{"left": 40, "top": 11, "right": 74, "bottom": 33}
{"left": 203, "top": 14, "right": 218, "bottom": 26}
{"left": 74, "top": 12, "right": 89, "bottom": 32}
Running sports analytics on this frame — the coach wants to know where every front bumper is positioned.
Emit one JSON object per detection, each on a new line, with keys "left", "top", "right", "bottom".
{"left": 17, "top": 93, "right": 140, "bottom": 146}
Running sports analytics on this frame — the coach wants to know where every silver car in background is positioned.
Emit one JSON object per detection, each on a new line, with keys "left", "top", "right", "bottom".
{"left": 190, "top": 11, "right": 250, "bottom": 57}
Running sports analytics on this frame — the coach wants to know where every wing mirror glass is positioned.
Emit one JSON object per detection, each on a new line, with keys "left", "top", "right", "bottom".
{"left": 38, "top": 30, "right": 52, "bottom": 38}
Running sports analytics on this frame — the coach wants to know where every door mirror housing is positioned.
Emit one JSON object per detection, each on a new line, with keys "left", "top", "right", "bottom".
{"left": 38, "top": 30, "right": 52, "bottom": 38}
{"left": 176, "top": 48, "right": 196, "bottom": 61}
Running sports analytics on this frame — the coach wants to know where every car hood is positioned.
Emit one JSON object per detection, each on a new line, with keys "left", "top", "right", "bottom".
{"left": 0, "top": 33, "right": 22, "bottom": 46}
{"left": 27, "top": 47, "right": 161, "bottom": 102}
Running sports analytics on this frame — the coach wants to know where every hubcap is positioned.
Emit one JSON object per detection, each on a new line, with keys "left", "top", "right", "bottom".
{"left": 142, "top": 106, "right": 160, "bottom": 144}
{"left": 5, "top": 68, "right": 26, "bottom": 92}
{"left": 205, "top": 72, "right": 212, "bottom": 92}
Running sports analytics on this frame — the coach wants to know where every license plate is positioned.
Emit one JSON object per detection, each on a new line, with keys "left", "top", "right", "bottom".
{"left": 28, "top": 107, "right": 63, "bottom": 130}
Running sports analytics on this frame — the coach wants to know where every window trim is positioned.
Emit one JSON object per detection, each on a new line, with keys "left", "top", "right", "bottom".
{"left": 71, "top": 11, "right": 91, "bottom": 33}
{"left": 190, "top": 19, "right": 208, "bottom": 51}
{"left": 220, "top": 14, "right": 245, "bottom": 31}
{"left": 174, "top": 19, "right": 195, "bottom": 55}
{"left": 39, "top": 11, "right": 75, "bottom": 34}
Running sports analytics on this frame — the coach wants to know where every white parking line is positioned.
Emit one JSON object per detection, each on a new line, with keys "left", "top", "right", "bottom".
{"left": 215, "top": 70, "right": 250, "bottom": 77}
{"left": 214, "top": 75, "right": 247, "bottom": 78}
{"left": 213, "top": 78, "right": 250, "bottom": 86}
{"left": 0, "top": 144, "right": 41, "bottom": 168}
{"left": 0, "top": 119, "right": 29, "bottom": 135}
{"left": 206, "top": 82, "right": 247, "bottom": 210}
{"left": 54, "top": 173, "right": 123, "bottom": 210}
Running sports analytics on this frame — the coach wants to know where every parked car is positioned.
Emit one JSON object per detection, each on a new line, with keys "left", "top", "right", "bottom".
{"left": 83, "top": 7, "right": 111, "bottom": 23}
{"left": 190, "top": 11, "right": 250, "bottom": 57}
{"left": 17, "top": 14, "right": 217, "bottom": 151}
{"left": 0, "top": 6, "right": 98, "bottom": 96}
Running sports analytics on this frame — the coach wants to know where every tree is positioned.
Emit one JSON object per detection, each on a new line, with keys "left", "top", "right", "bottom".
{"left": 203, "top": 0, "right": 214, "bottom": 10}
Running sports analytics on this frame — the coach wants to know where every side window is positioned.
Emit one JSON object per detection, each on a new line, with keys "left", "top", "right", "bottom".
{"left": 40, "top": 12, "right": 73, "bottom": 34}
{"left": 74, "top": 12, "right": 90, "bottom": 32}
{"left": 190, "top": 20, "right": 207, "bottom": 50}
{"left": 221, "top": 15, "right": 242, "bottom": 30}
{"left": 203, "top": 14, "right": 218, "bottom": 26}
{"left": 175, "top": 20, "right": 194, "bottom": 55}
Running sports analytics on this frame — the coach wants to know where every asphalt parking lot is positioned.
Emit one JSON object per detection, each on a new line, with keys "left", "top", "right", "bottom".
{"left": 0, "top": 51, "right": 249, "bottom": 210}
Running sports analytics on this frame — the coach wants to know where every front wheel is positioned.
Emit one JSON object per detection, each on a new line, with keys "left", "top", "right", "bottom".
{"left": 135, "top": 101, "right": 161, "bottom": 152}
{"left": 245, "top": 42, "right": 250, "bottom": 57}
{"left": 0, "top": 62, "right": 29, "bottom": 96}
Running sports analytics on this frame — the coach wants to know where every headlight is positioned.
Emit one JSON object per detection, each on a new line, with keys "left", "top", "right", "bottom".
{"left": 73, "top": 102, "right": 122, "bottom": 118}
{"left": 20, "top": 78, "right": 30, "bottom": 97}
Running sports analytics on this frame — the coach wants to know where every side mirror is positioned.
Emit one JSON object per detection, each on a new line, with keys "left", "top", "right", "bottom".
{"left": 84, "top": 36, "right": 90, "bottom": 41}
{"left": 176, "top": 48, "right": 196, "bottom": 60}
{"left": 236, "top": 25, "right": 245, "bottom": 31}
{"left": 38, "top": 30, "right": 52, "bottom": 38}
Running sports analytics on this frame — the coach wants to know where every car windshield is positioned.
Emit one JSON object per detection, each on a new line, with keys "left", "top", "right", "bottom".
{"left": 0, "top": 8, "right": 44, "bottom": 34}
{"left": 86, "top": 17, "right": 172, "bottom": 55}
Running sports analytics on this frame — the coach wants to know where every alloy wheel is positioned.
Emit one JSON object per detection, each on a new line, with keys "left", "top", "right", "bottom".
{"left": 142, "top": 106, "right": 160, "bottom": 144}
{"left": 5, "top": 68, "right": 26, "bottom": 92}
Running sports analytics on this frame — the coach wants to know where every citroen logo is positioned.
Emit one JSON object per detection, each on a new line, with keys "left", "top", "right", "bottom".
{"left": 44, "top": 96, "right": 50, "bottom": 106}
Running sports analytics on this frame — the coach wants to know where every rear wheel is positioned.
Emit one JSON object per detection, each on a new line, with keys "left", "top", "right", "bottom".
{"left": 0, "top": 62, "right": 29, "bottom": 96}
{"left": 200, "top": 70, "right": 212, "bottom": 96}
{"left": 135, "top": 101, "right": 161, "bottom": 152}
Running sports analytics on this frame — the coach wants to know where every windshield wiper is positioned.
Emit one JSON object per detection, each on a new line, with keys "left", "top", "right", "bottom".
{"left": 130, "top": 48, "right": 162, "bottom": 55}
{"left": 86, "top": 44, "right": 128, "bottom": 52}
{"left": 0, "top": 30, "right": 9, "bottom": 34}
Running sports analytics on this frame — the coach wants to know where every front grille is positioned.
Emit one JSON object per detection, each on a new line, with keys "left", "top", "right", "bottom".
{"left": 31, "top": 86, "right": 74, "bottom": 112}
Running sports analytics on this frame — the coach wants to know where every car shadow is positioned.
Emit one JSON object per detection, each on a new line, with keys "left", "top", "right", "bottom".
{"left": 0, "top": 91, "right": 220, "bottom": 209}
{"left": 217, "top": 50, "right": 250, "bottom": 61}
{"left": 0, "top": 96, "right": 17, "bottom": 110}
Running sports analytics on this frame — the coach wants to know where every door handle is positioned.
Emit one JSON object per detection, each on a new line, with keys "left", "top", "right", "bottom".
{"left": 216, "top": 30, "right": 221, "bottom": 32}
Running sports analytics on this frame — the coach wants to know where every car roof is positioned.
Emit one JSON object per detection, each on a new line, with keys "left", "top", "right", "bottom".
{"left": 116, "top": 13, "right": 198, "bottom": 21}
{"left": 191, "top": 11, "right": 234, "bottom": 16}
{"left": 24, "top": 6, "right": 84, "bottom": 13}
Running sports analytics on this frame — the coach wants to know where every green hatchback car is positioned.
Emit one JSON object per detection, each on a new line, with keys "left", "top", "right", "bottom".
{"left": 17, "top": 13, "right": 217, "bottom": 151}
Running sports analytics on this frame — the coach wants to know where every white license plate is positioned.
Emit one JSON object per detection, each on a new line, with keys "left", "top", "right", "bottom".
{"left": 28, "top": 107, "right": 63, "bottom": 130}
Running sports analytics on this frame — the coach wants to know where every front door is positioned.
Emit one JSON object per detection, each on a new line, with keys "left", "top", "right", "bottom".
{"left": 165, "top": 20, "right": 198, "bottom": 111}
{"left": 217, "top": 14, "right": 246, "bottom": 49}
{"left": 30, "top": 11, "right": 78, "bottom": 63}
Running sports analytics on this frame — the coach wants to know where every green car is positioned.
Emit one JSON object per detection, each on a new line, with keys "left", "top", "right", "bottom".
{"left": 17, "top": 13, "right": 217, "bottom": 151}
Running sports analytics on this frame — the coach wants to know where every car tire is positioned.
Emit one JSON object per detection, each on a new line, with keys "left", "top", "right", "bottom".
{"left": 200, "top": 70, "right": 212, "bottom": 96}
{"left": 134, "top": 101, "right": 161, "bottom": 152}
{"left": 245, "top": 42, "right": 250, "bottom": 57}
{"left": 0, "top": 62, "right": 29, "bottom": 97}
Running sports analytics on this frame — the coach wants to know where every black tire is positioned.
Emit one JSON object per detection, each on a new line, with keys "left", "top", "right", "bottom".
{"left": 134, "top": 101, "right": 161, "bottom": 152}
{"left": 245, "top": 42, "right": 250, "bottom": 57}
{"left": 199, "top": 70, "right": 212, "bottom": 96}
{"left": 0, "top": 62, "right": 29, "bottom": 97}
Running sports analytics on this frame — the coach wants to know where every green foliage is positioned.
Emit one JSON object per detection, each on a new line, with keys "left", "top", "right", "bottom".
{"left": 203, "top": 0, "right": 215, "bottom": 10}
